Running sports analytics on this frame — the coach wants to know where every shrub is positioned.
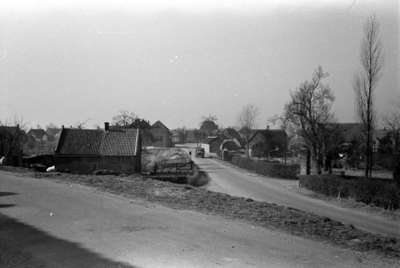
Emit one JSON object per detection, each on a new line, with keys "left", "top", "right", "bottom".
{"left": 299, "top": 175, "right": 400, "bottom": 210}
{"left": 252, "top": 162, "right": 300, "bottom": 180}
{"left": 232, "top": 156, "right": 254, "bottom": 170}
{"left": 231, "top": 156, "right": 300, "bottom": 180}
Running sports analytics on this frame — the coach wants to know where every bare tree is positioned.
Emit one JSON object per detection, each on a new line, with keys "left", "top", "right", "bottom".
{"left": 193, "top": 129, "right": 207, "bottom": 147}
{"left": 45, "top": 123, "right": 59, "bottom": 129}
{"left": 353, "top": 15, "right": 385, "bottom": 178}
{"left": 271, "top": 66, "right": 337, "bottom": 173}
{"left": 112, "top": 110, "right": 138, "bottom": 127}
{"left": 0, "top": 115, "right": 27, "bottom": 159}
{"left": 74, "top": 118, "right": 91, "bottom": 129}
{"left": 235, "top": 104, "right": 260, "bottom": 158}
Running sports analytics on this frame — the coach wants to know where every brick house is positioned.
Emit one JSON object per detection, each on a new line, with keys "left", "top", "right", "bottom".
{"left": 150, "top": 121, "right": 172, "bottom": 147}
{"left": 54, "top": 123, "right": 141, "bottom": 174}
{"left": 247, "top": 129, "right": 287, "bottom": 157}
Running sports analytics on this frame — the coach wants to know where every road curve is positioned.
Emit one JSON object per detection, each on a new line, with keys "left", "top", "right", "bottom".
{"left": 179, "top": 146, "right": 400, "bottom": 238}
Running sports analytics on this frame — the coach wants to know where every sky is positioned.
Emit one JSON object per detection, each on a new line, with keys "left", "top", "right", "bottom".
{"left": 0, "top": 0, "right": 399, "bottom": 130}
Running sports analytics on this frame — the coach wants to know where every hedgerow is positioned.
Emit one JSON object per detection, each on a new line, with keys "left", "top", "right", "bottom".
{"left": 299, "top": 175, "right": 400, "bottom": 210}
{"left": 231, "top": 156, "right": 300, "bottom": 180}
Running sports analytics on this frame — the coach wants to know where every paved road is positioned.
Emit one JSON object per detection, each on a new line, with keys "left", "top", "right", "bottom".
{"left": 178, "top": 145, "right": 400, "bottom": 238}
{"left": 0, "top": 171, "right": 387, "bottom": 268}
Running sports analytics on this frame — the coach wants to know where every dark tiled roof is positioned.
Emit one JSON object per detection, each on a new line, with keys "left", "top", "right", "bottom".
{"left": 101, "top": 129, "right": 138, "bottom": 156}
{"left": 202, "top": 136, "right": 223, "bottom": 144}
{"left": 249, "top": 129, "right": 287, "bottom": 143}
{"left": 0, "top": 126, "right": 20, "bottom": 135}
{"left": 217, "top": 134, "right": 229, "bottom": 140}
{"left": 56, "top": 128, "right": 139, "bottom": 156}
{"left": 151, "top": 120, "right": 170, "bottom": 131}
{"left": 56, "top": 129, "right": 103, "bottom": 155}
{"left": 223, "top": 128, "right": 241, "bottom": 140}
{"left": 27, "top": 129, "right": 47, "bottom": 139}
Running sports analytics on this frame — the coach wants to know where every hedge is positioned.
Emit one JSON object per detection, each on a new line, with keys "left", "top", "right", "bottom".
{"left": 299, "top": 175, "right": 400, "bottom": 210}
{"left": 231, "top": 156, "right": 300, "bottom": 180}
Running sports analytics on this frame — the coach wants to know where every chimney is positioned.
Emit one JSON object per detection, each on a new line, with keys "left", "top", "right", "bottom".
{"left": 62, "top": 125, "right": 64, "bottom": 129}
{"left": 267, "top": 125, "right": 270, "bottom": 130}
{"left": 105, "top": 122, "right": 109, "bottom": 131}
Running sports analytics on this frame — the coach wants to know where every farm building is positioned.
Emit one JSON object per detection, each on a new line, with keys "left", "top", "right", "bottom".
{"left": 54, "top": 123, "right": 141, "bottom": 174}
{"left": 150, "top": 120, "right": 172, "bottom": 147}
{"left": 247, "top": 129, "right": 287, "bottom": 157}
{"left": 201, "top": 136, "right": 223, "bottom": 154}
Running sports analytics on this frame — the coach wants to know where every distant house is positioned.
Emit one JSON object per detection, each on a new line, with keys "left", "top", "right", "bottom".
{"left": 247, "top": 129, "right": 287, "bottom": 157}
{"left": 150, "top": 121, "right": 172, "bottom": 147}
{"left": 54, "top": 123, "right": 141, "bottom": 174}
{"left": 233, "top": 137, "right": 246, "bottom": 148}
{"left": 201, "top": 136, "right": 223, "bottom": 154}
{"left": 27, "top": 129, "right": 48, "bottom": 142}
{"left": 216, "top": 133, "right": 229, "bottom": 141}
{"left": 171, "top": 131, "right": 184, "bottom": 144}
{"left": 46, "top": 128, "right": 62, "bottom": 141}
{"left": 222, "top": 127, "right": 241, "bottom": 141}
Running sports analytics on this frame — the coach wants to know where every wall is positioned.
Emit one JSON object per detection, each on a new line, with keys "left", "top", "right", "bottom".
{"left": 54, "top": 155, "right": 140, "bottom": 174}
{"left": 210, "top": 140, "right": 222, "bottom": 153}
{"left": 201, "top": 144, "right": 210, "bottom": 153}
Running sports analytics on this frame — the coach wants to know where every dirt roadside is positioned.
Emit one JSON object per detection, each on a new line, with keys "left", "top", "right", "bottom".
{"left": 2, "top": 166, "right": 399, "bottom": 263}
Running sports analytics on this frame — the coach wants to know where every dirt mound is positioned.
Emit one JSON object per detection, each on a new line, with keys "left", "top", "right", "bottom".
{"left": 142, "top": 148, "right": 190, "bottom": 172}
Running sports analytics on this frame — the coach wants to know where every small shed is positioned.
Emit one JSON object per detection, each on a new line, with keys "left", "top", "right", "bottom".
{"left": 54, "top": 123, "right": 141, "bottom": 175}
{"left": 201, "top": 136, "right": 223, "bottom": 154}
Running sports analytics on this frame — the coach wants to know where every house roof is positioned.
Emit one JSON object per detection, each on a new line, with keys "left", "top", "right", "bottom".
{"left": 202, "top": 136, "right": 223, "bottom": 144}
{"left": 0, "top": 125, "right": 20, "bottom": 135}
{"left": 27, "top": 129, "right": 47, "bottom": 139}
{"left": 46, "top": 128, "right": 61, "bottom": 136}
{"left": 223, "top": 128, "right": 241, "bottom": 140}
{"left": 233, "top": 137, "right": 246, "bottom": 147}
{"left": 55, "top": 128, "right": 139, "bottom": 156}
{"left": 248, "top": 129, "right": 287, "bottom": 143}
{"left": 217, "top": 133, "right": 229, "bottom": 141}
{"left": 151, "top": 120, "right": 170, "bottom": 131}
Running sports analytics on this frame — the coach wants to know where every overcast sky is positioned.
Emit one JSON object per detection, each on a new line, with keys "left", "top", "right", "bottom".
{"left": 0, "top": 0, "right": 399, "bottom": 130}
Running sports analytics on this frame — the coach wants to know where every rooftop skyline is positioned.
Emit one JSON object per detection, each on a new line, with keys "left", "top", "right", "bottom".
{"left": 1, "top": 0, "right": 399, "bottom": 130}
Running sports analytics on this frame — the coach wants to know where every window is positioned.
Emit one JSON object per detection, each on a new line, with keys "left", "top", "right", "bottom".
{"left": 93, "top": 163, "right": 98, "bottom": 171}
{"left": 154, "top": 136, "right": 164, "bottom": 143}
